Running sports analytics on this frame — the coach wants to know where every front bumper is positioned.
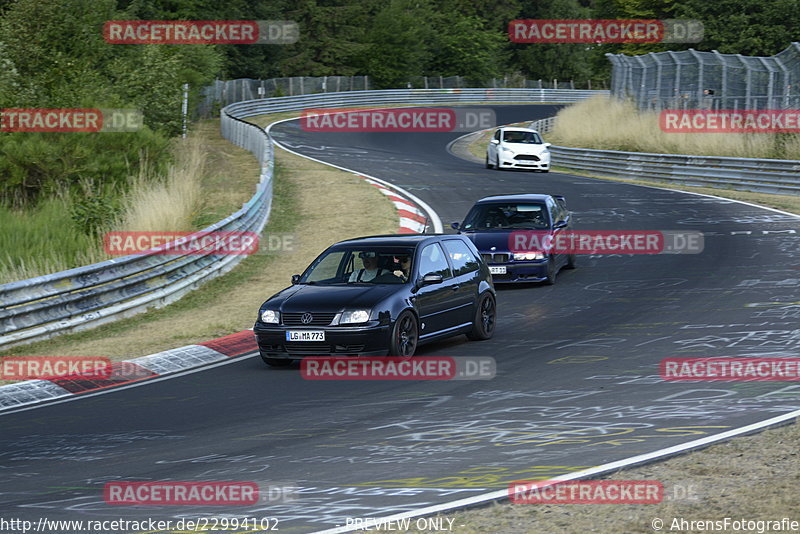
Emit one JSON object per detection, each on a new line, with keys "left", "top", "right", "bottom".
{"left": 489, "top": 260, "right": 549, "bottom": 283}
{"left": 499, "top": 153, "right": 550, "bottom": 170}
{"left": 253, "top": 322, "right": 391, "bottom": 358}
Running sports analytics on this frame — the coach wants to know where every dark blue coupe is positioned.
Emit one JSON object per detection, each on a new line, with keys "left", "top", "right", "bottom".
{"left": 452, "top": 194, "right": 576, "bottom": 284}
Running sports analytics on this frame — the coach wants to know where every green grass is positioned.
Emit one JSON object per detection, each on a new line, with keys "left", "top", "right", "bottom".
{"left": 0, "top": 121, "right": 239, "bottom": 285}
{"left": 0, "top": 195, "right": 104, "bottom": 283}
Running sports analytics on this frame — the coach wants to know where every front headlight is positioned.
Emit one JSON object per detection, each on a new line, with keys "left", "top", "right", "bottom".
{"left": 501, "top": 146, "right": 515, "bottom": 152}
{"left": 261, "top": 309, "right": 280, "bottom": 324}
{"left": 513, "top": 252, "right": 545, "bottom": 261}
{"left": 339, "top": 310, "right": 370, "bottom": 324}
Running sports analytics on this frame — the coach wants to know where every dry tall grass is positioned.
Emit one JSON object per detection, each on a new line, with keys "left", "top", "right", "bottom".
{"left": 0, "top": 138, "right": 206, "bottom": 284}
{"left": 115, "top": 138, "right": 204, "bottom": 232}
{"left": 549, "top": 95, "right": 800, "bottom": 159}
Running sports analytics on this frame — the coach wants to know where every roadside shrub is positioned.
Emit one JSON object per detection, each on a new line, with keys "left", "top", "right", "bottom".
{"left": 0, "top": 128, "right": 170, "bottom": 204}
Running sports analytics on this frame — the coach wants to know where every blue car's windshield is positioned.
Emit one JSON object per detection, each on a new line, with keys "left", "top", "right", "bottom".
{"left": 462, "top": 203, "right": 549, "bottom": 230}
{"left": 300, "top": 247, "right": 415, "bottom": 285}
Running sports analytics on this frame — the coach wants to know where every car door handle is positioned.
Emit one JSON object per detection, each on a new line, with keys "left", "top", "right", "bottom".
{"left": 450, "top": 285, "right": 460, "bottom": 291}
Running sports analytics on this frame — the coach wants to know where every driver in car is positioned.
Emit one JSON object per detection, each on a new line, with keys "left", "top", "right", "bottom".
{"left": 349, "top": 251, "right": 389, "bottom": 282}
{"left": 392, "top": 254, "right": 411, "bottom": 281}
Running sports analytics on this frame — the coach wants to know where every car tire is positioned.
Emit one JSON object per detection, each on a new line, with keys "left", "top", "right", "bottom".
{"left": 261, "top": 354, "right": 292, "bottom": 367}
{"left": 485, "top": 154, "right": 492, "bottom": 169}
{"left": 467, "top": 292, "right": 496, "bottom": 341}
{"left": 544, "top": 255, "right": 557, "bottom": 285}
{"left": 388, "top": 310, "right": 418, "bottom": 357}
{"left": 564, "top": 253, "right": 577, "bottom": 270}
{"left": 541, "top": 169, "right": 550, "bottom": 173}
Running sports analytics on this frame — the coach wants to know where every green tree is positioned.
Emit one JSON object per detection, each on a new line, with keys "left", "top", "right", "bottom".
{"left": 674, "top": 0, "right": 800, "bottom": 56}
{"left": 359, "top": 0, "right": 431, "bottom": 88}
{"left": 509, "top": 0, "right": 594, "bottom": 83}
{"left": 279, "top": 0, "right": 373, "bottom": 76}
{"left": 427, "top": 10, "right": 507, "bottom": 82}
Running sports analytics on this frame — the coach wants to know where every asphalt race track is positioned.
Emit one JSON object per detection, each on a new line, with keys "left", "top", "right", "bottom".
{"left": 2, "top": 105, "right": 800, "bottom": 533}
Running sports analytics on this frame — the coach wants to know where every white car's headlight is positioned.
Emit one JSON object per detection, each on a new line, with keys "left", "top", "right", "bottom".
{"left": 513, "top": 252, "right": 545, "bottom": 260}
{"left": 501, "top": 146, "right": 515, "bottom": 152}
{"left": 339, "top": 310, "right": 370, "bottom": 324}
{"left": 261, "top": 309, "right": 280, "bottom": 324}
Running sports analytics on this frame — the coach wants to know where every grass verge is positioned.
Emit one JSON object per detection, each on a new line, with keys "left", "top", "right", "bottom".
{"left": 548, "top": 95, "right": 800, "bottom": 159}
{"left": 0, "top": 113, "right": 397, "bottom": 372}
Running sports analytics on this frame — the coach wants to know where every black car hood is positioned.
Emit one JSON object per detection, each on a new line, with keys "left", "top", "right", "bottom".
{"left": 464, "top": 229, "right": 552, "bottom": 253}
{"left": 266, "top": 283, "right": 405, "bottom": 312}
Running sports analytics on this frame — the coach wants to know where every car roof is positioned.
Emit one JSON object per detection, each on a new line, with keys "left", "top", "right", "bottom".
{"left": 500, "top": 127, "right": 540, "bottom": 133}
{"left": 475, "top": 193, "right": 555, "bottom": 204}
{"left": 334, "top": 234, "right": 462, "bottom": 247}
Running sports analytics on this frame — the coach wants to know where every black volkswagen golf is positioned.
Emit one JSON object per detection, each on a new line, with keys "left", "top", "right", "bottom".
{"left": 254, "top": 234, "right": 496, "bottom": 366}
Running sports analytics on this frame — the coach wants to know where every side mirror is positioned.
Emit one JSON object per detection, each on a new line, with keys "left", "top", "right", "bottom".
{"left": 422, "top": 273, "right": 444, "bottom": 285}
{"left": 490, "top": 139, "right": 500, "bottom": 145}
{"left": 544, "top": 142, "right": 551, "bottom": 148}
{"left": 450, "top": 221, "right": 460, "bottom": 230}
{"left": 554, "top": 220, "right": 568, "bottom": 229}
{"left": 291, "top": 274, "right": 301, "bottom": 284}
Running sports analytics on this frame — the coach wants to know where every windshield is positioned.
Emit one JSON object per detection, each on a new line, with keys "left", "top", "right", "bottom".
{"left": 502, "top": 131, "right": 543, "bottom": 144}
{"left": 461, "top": 203, "right": 549, "bottom": 230}
{"left": 299, "top": 247, "right": 415, "bottom": 285}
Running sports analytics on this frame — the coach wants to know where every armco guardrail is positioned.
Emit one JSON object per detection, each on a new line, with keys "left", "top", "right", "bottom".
{"left": 530, "top": 117, "right": 800, "bottom": 195}
{"left": 221, "top": 88, "right": 606, "bottom": 119}
{"left": 0, "top": 88, "right": 600, "bottom": 350}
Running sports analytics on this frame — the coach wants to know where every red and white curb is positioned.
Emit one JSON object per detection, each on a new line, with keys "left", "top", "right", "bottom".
{"left": 362, "top": 178, "right": 428, "bottom": 233}
{"left": 0, "top": 330, "right": 258, "bottom": 412}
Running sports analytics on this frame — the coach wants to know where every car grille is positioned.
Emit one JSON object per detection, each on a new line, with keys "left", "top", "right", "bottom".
{"left": 283, "top": 342, "right": 331, "bottom": 353}
{"left": 514, "top": 154, "right": 540, "bottom": 161}
{"left": 280, "top": 342, "right": 366, "bottom": 354}
{"left": 282, "top": 312, "right": 336, "bottom": 326}
{"left": 481, "top": 253, "right": 509, "bottom": 264}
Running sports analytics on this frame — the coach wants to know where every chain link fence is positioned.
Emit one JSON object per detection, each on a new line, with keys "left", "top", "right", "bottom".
{"left": 608, "top": 42, "right": 800, "bottom": 110}
{"left": 198, "top": 76, "right": 608, "bottom": 117}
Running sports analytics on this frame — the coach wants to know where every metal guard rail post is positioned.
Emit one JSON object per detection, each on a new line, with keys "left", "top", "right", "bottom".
{"left": 530, "top": 117, "right": 800, "bottom": 195}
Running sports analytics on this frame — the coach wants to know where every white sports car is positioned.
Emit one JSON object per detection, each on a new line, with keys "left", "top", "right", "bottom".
{"left": 486, "top": 127, "right": 551, "bottom": 172}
